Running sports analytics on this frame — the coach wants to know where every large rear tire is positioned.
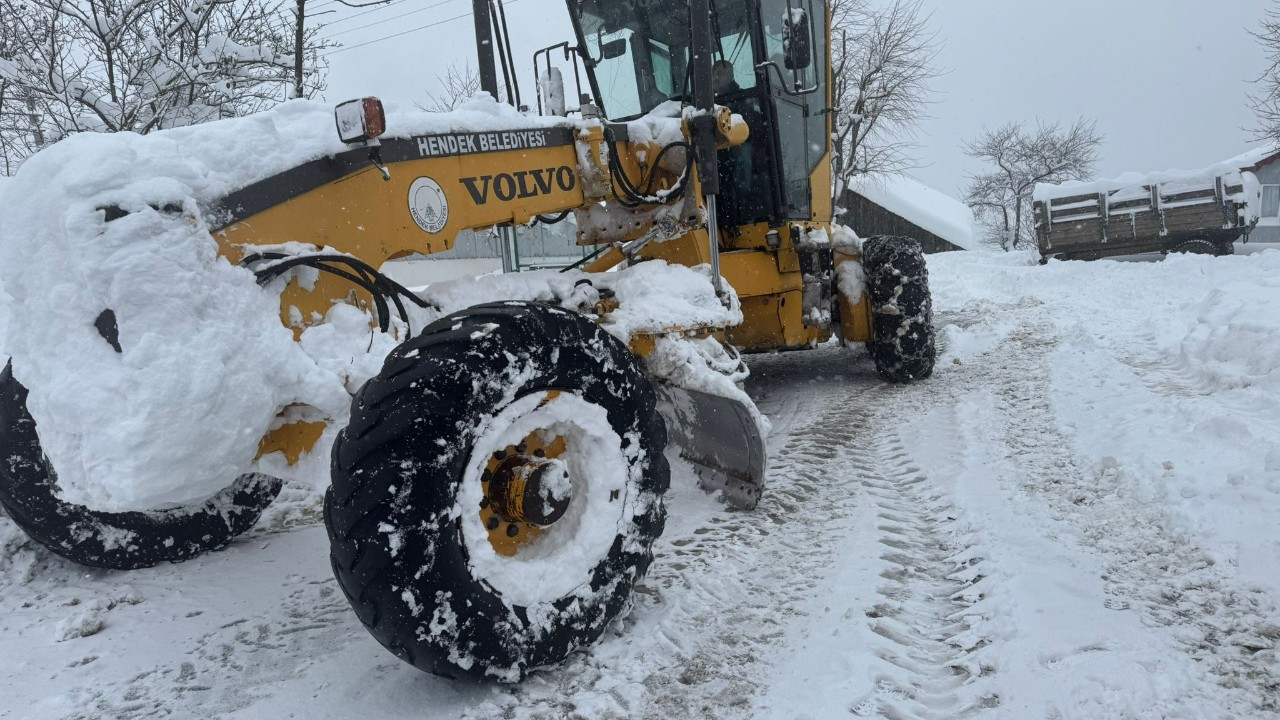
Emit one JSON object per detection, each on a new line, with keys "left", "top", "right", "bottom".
{"left": 862, "top": 236, "right": 936, "bottom": 383}
{"left": 0, "top": 362, "right": 282, "bottom": 569}
{"left": 326, "top": 301, "right": 668, "bottom": 681}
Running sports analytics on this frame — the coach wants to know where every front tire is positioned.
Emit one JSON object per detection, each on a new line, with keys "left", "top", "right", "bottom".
{"left": 326, "top": 301, "right": 668, "bottom": 681}
{"left": 862, "top": 236, "right": 936, "bottom": 383}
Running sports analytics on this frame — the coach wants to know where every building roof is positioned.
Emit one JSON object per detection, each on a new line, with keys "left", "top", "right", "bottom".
{"left": 1225, "top": 145, "right": 1280, "bottom": 171}
{"left": 849, "top": 175, "right": 977, "bottom": 250}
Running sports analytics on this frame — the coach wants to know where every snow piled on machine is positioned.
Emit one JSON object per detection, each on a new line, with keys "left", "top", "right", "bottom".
{"left": 0, "top": 96, "right": 743, "bottom": 513}
{"left": 410, "top": 260, "right": 740, "bottom": 342}
{"left": 413, "top": 260, "right": 757, "bottom": 433}
{"left": 0, "top": 129, "right": 345, "bottom": 512}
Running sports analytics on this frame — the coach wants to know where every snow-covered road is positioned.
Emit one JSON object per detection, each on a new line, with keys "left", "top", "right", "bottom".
{"left": 2, "top": 249, "right": 1279, "bottom": 719}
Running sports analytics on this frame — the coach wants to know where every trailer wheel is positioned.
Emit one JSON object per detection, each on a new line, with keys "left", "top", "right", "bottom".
{"left": 1170, "top": 239, "right": 1218, "bottom": 255}
{"left": 0, "top": 362, "right": 282, "bottom": 569}
{"left": 326, "top": 301, "right": 668, "bottom": 681}
{"left": 862, "top": 236, "right": 936, "bottom": 383}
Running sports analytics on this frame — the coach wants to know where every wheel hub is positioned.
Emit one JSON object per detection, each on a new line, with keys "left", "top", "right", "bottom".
{"left": 479, "top": 431, "right": 570, "bottom": 557}
{"left": 486, "top": 453, "right": 572, "bottom": 526}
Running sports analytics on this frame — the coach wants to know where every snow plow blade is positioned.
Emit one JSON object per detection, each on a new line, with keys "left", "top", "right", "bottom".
{"left": 655, "top": 385, "right": 766, "bottom": 510}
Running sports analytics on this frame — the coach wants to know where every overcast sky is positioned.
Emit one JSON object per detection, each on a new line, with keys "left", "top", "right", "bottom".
{"left": 321, "top": 0, "right": 1275, "bottom": 201}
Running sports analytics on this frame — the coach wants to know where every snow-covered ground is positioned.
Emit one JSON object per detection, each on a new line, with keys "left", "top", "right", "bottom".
{"left": 2, "top": 249, "right": 1279, "bottom": 719}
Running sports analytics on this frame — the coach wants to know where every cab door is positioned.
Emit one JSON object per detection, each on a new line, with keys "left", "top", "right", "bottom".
{"left": 755, "top": 0, "right": 829, "bottom": 222}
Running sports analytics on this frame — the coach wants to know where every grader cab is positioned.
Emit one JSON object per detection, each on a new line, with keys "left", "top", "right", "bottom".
{"left": 0, "top": 0, "right": 935, "bottom": 680}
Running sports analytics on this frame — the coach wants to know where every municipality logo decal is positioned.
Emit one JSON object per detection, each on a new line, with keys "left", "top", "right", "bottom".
{"left": 409, "top": 177, "right": 448, "bottom": 234}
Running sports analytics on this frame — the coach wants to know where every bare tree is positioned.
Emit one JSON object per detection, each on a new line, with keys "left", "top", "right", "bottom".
{"left": 1251, "top": 6, "right": 1280, "bottom": 142}
{"left": 0, "top": 0, "right": 335, "bottom": 173}
{"left": 830, "top": 0, "right": 941, "bottom": 198}
{"left": 0, "top": 4, "right": 45, "bottom": 174}
{"left": 0, "top": 81, "right": 44, "bottom": 175}
{"left": 962, "top": 119, "right": 1104, "bottom": 250}
{"left": 416, "top": 63, "right": 482, "bottom": 114}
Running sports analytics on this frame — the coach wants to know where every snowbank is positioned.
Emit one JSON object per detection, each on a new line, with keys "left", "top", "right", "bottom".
{"left": 849, "top": 175, "right": 977, "bottom": 250}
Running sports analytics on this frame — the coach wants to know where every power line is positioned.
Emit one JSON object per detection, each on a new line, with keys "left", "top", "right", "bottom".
{"left": 324, "top": 0, "right": 524, "bottom": 57}
{"left": 315, "top": 0, "right": 414, "bottom": 29}
{"left": 323, "top": 0, "right": 461, "bottom": 39}
{"left": 307, "top": 0, "right": 372, "bottom": 12}
{"left": 324, "top": 11, "right": 470, "bottom": 55}
{"left": 306, "top": 0, "right": 343, "bottom": 12}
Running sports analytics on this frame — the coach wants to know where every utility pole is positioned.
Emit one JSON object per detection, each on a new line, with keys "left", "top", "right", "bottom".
{"left": 472, "top": 0, "right": 499, "bottom": 100}
{"left": 293, "top": 0, "right": 307, "bottom": 99}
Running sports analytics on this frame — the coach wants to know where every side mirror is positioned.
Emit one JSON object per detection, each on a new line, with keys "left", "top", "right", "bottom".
{"left": 783, "top": 9, "right": 813, "bottom": 71}
{"left": 600, "top": 38, "right": 628, "bottom": 60}
{"left": 539, "top": 67, "right": 568, "bottom": 116}
{"left": 335, "top": 97, "right": 386, "bottom": 144}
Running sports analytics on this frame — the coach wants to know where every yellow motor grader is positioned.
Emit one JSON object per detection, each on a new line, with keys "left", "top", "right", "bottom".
{"left": 0, "top": 0, "right": 934, "bottom": 680}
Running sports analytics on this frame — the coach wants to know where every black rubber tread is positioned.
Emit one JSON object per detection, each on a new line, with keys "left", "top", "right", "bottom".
{"left": 0, "top": 362, "right": 283, "bottom": 570}
{"left": 1170, "top": 238, "right": 1218, "bottom": 255}
{"left": 325, "top": 301, "right": 669, "bottom": 681}
{"left": 862, "top": 236, "right": 937, "bottom": 383}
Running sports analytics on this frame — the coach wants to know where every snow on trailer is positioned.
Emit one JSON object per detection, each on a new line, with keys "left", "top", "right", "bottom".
{"left": 1033, "top": 164, "right": 1259, "bottom": 262}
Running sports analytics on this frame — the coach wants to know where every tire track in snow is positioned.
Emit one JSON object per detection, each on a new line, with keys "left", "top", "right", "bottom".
{"left": 461, "top": 383, "right": 869, "bottom": 720}
{"left": 59, "top": 541, "right": 361, "bottom": 720}
{"left": 1112, "top": 332, "right": 1277, "bottom": 418}
{"left": 849, "top": 426, "right": 998, "bottom": 719}
{"left": 462, "top": 366, "right": 999, "bottom": 720}
{"left": 961, "top": 307, "right": 1280, "bottom": 716}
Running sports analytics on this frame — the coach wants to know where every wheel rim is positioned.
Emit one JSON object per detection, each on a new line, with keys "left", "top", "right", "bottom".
{"left": 479, "top": 425, "right": 569, "bottom": 557}
{"left": 457, "top": 390, "right": 632, "bottom": 606}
